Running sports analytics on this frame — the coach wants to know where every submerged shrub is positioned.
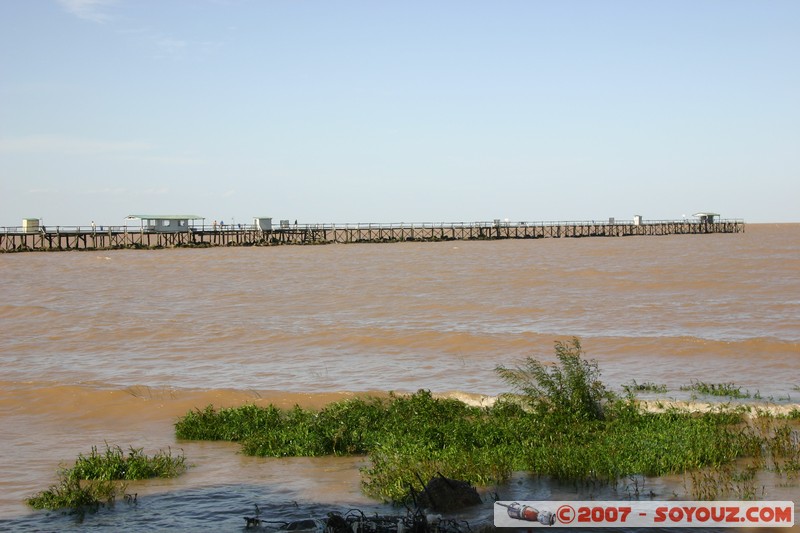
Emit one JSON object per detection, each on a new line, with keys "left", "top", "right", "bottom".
{"left": 27, "top": 444, "right": 187, "bottom": 512}
{"left": 27, "top": 477, "right": 119, "bottom": 512}
{"left": 495, "top": 337, "right": 612, "bottom": 421}
{"left": 623, "top": 380, "right": 668, "bottom": 394}
{"left": 680, "top": 380, "right": 751, "bottom": 399}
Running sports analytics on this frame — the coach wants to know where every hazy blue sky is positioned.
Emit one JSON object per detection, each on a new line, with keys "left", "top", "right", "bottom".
{"left": 1, "top": 0, "right": 798, "bottom": 226}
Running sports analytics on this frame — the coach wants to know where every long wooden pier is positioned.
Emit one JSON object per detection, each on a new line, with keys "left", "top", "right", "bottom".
{"left": 0, "top": 219, "right": 745, "bottom": 253}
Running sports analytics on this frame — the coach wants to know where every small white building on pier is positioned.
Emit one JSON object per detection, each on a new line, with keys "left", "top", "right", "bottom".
{"left": 254, "top": 217, "right": 273, "bottom": 231}
{"left": 693, "top": 212, "right": 720, "bottom": 224}
{"left": 21, "top": 218, "right": 41, "bottom": 233}
{"left": 126, "top": 215, "right": 203, "bottom": 232}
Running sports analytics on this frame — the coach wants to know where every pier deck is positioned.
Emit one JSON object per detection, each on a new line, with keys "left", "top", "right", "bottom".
{"left": 0, "top": 219, "right": 745, "bottom": 253}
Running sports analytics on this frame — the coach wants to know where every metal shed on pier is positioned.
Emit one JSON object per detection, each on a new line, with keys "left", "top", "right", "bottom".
{"left": 254, "top": 217, "right": 273, "bottom": 231}
{"left": 21, "top": 218, "right": 41, "bottom": 233}
{"left": 126, "top": 214, "right": 203, "bottom": 232}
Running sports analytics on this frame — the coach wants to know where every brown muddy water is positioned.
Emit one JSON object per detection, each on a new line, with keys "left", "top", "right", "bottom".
{"left": 0, "top": 224, "right": 798, "bottom": 531}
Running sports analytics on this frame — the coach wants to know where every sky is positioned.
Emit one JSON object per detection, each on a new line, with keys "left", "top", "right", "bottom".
{"left": 1, "top": 0, "right": 798, "bottom": 227}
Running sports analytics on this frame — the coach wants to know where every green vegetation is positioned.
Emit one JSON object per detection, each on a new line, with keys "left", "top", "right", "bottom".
{"left": 623, "top": 380, "right": 669, "bottom": 394}
{"left": 175, "top": 338, "right": 800, "bottom": 503}
{"left": 69, "top": 444, "right": 187, "bottom": 481}
{"left": 680, "top": 380, "right": 752, "bottom": 399}
{"left": 27, "top": 445, "right": 186, "bottom": 511}
{"left": 495, "top": 338, "right": 611, "bottom": 421}
{"left": 26, "top": 477, "right": 120, "bottom": 513}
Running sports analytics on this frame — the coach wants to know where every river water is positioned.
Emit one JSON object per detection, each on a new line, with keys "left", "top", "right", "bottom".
{"left": 0, "top": 224, "right": 798, "bottom": 531}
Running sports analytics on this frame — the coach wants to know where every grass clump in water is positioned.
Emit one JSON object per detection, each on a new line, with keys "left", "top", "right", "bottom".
{"left": 27, "top": 444, "right": 186, "bottom": 511}
{"left": 175, "top": 338, "right": 796, "bottom": 503}
{"left": 26, "top": 477, "right": 120, "bottom": 513}
{"left": 70, "top": 444, "right": 187, "bottom": 481}
{"left": 680, "top": 380, "right": 752, "bottom": 399}
{"left": 175, "top": 403, "right": 286, "bottom": 442}
{"left": 623, "top": 380, "right": 669, "bottom": 394}
{"left": 176, "top": 397, "right": 390, "bottom": 455}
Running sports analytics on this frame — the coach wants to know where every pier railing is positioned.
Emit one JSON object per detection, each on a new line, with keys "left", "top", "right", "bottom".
{"left": 0, "top": 218, "right": 745, "bottom": 252}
